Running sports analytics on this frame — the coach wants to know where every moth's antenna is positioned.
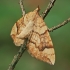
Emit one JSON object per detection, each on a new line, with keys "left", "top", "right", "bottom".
{"left": 20, "top": 0, "right": 26, "bottom": 16}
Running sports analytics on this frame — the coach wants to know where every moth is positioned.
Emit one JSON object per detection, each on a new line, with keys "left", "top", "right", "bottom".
{"left": 10, "top": 7, "right": 55, "bottom": 65}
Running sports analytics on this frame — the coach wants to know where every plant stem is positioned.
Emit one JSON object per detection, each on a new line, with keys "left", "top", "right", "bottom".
{"left": 48, "top": 18, "right": 70, "bottom": 32}
{"left": 8, "top": 45, "right": 26, "bottom": 70}
{"left": 42, "top": 0, "right": 56, "bottom": 19}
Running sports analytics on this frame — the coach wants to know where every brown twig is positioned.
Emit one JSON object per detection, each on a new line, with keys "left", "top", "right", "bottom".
{"left": 42, "top": 0, "right": 70, "bottom": 32}
{"left": 48, "top": 18, "right": 70, "bottom": 32}
{"left": 20, "top": 0, "right": 25, "bottom": 16}
{"left": 8, "top": 44, "right": 26, "bottom": 70}
{"left": 42, "top": 0, "right": 56, "bottom": 19}
{"left": 8, "top": 0, "right": 26, "bottom": 70}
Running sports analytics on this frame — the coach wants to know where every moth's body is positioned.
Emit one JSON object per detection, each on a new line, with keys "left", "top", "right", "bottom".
{"left": 11, "top": 7, "right": 55, "bottom": 65}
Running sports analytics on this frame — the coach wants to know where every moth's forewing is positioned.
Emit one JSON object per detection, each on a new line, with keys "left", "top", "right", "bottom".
{"left": 27, "top": 8, "right": 55, "bottom": 65}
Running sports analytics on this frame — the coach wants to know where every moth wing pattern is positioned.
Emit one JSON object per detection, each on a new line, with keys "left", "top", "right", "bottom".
{"left": 27, "top": 9, "right": 55, "bottom": 65}
{"left": 10, "top": 17, "right": 25, "bottom": 46}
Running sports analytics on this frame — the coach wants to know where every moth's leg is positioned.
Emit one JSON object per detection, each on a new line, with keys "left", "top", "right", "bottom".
{"left": 19, "top": 0, "right": 26, "bottom": 16}
{"left": 48, "top": 18, "right": 70, "bottom": 32}
{"left": 42, "top": 0, "right": 56, "bottom": 19}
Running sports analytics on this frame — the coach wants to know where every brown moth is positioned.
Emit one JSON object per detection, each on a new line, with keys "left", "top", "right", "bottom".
{"left": 10, "top": 7, "right": 55, "bottom": 65}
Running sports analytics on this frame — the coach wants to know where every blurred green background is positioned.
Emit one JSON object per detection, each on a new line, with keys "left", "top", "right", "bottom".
{"left": 0, "top": 0, "right": 70, "bottom": 70}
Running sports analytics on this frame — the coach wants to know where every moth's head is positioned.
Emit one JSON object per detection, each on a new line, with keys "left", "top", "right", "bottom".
{"left": 30, "top": 6, "right": 40, "bottom": 17}
{"left": 34, "top": 6, "right": 40, "bottom": 12}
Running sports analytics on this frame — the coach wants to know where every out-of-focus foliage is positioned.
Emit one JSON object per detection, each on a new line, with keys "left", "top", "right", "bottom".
{"left": 0, "top": 0, "right": 70, "bottom": 70}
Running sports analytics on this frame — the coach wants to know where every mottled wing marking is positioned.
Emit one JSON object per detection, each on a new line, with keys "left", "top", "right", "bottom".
{"left": 27, "top": 42, "right": 55, "bottom": 65}
{"left": 27, "top": 9, "right": 55, "bottom": 65}
{"left": 10, "top": 17, "right": 25, "bottom": 46}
